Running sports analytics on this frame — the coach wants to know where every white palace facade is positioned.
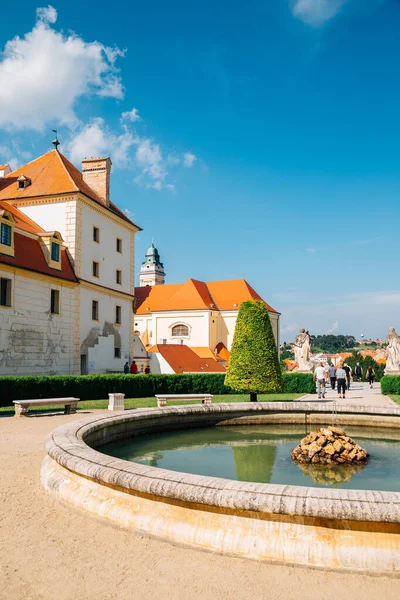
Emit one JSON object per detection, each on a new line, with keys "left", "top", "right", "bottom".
{"left": 0, "top": 147, "right": 140, "bottom": 375}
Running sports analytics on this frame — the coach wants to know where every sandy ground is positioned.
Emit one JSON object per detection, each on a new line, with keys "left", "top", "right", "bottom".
{"left": 1, "top": 410, "right": 399, "bottom": 600}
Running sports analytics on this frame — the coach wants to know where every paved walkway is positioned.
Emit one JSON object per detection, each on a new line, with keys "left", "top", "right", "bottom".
{"left": 299, "top": 381, "right": 395, "bottom": 408}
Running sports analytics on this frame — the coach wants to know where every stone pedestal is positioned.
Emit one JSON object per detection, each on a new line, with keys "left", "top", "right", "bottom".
{"left": 108, "top": 393, "right": 125, "bottom": 412}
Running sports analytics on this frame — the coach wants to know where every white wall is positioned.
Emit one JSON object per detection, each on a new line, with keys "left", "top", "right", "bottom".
{"left": 149, "top": 352, "right": 174, "bottom": 374}
{"left": 135, "top": 311, "right": 210, "bottom": 347}
{"left": 79, "top": 286, "right": 131, "bottom": 373}
{"left": 80, "top": 203, "right": 132, "bottom": 294}
{"left": 0, "top": 269, "right": 76, "bottom": 375}
{"left": 19, "top": 201, "right": 67, "bottom": 238}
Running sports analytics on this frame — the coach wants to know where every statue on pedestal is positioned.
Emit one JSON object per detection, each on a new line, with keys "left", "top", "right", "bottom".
{"left": 385, "top": 327, "right": 400, "bottom": 374}
{"left": 293, "top": 328, "right": 313, "bottom": 372}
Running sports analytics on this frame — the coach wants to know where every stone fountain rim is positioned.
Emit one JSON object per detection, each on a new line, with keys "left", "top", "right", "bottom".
{"left": 44, "top": 401, "right": 400, "bottom": 524}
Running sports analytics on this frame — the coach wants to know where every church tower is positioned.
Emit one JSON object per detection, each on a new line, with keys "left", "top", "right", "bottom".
{"left": 139, "top": 241, "right": 166, "bottom": 287}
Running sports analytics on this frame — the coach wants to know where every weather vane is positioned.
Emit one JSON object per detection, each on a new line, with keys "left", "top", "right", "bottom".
{"left": 52, "top": 129, "right": 60, "bottom": 150}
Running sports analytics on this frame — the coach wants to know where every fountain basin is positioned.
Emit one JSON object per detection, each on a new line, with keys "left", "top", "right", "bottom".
{"left": 41, "top": 402, "right": 400, "bottom": 573}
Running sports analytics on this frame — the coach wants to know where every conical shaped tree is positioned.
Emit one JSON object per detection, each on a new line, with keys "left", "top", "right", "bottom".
{"left": 225, "top": 300, "right": 282, "bottom": 401}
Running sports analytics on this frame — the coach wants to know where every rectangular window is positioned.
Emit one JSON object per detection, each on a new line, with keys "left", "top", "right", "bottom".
{"left": 114, "top": 347, "right": 121, "bottom": 359}
{"left": 115, "top": 305, "right": 121, "bottom": 325}
{"left": 0, "top": 223, "right": 12, "bottom": 246}
{"left": 116, "top": 270, "right": 122, "bottom": 285}
{"left": 116, "top": 238, "right": 122, "bottom": 253}
{"left": 92, "top": 300, "right": 99, "bottom": 321}
{"left": 92, "top": 261, "right": 99, "bottom": 278}
{"left": 50, "top": 289, "right": 60, "bottom": 314}
{"left": 93, "top": 226, "right": 100, "bottom": 243}
{"left": 0, "top": 278, "right": 12, "bottom": 307}
{"left": 51, "top": 242, "right": 60, "bottom": 262}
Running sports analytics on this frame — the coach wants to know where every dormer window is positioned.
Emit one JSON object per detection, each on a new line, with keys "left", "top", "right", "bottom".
{"left": 37, "top": 231, "right": 63, "bottom": 270}
{"left": 0, "top": 222, "right": 12, "bottom": 246}
{"left": 51, "top": 242, "right": 60, "bottom": 262}
{"left": 0, "top": 209, "right": 16, "bottom": 257}
{"left": 17, "top": 174, "right": 31, "bottom": 190}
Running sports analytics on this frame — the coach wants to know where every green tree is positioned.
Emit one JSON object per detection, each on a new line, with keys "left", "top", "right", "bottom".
{"left": 224, "top": 300, "right": 283, "bottom": 401}
{"left": 344, "top": 351, "right": 385, "bottom": 382}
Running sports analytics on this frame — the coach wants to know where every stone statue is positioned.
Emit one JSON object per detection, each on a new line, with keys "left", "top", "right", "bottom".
{"left": 385, "top": 327, "right": 400, "bottom": 374}
{"left": 293, "top": 328, "right": 313, "bottom": 372}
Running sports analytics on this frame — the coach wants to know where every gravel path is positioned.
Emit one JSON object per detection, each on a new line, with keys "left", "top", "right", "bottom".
{"left": 1, "top": 410, "right": 399, "bottom": 600}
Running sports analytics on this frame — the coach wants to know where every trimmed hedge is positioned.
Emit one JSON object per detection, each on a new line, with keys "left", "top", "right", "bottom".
{"left": 380, "top": 375, "right": 400, "bottom": 395}
{"left": 282, "top": 372, "right": 314, "bottom": 394}
{"left": 225, "top": 301, "right": 283, "bottom": 394}
{"left": 0, "top": 372, "right": 314, "bottom": 407}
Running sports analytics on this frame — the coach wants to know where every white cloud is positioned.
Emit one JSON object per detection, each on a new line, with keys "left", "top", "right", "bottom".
{"left": 135, "top": 138, "right": 168, "bottom": 183}
{"left": 183, "top": 152, "right": 197, "bottom": 167}
{"left": 327, "top": 320, "right": 339, "bottom": 334}
{"left": 121, "top": 108, "right": 141, "bottom": 122}
{"left": 306, "top": 247, "right": 316, "bottom": 253}
{"left": 36, "top": 5, "right": 57, "bottom": 24}
{"left": 0, "top": 142, "right": 32, "bottom": 170}
{"left": 167, "top": 155, "right": 181, "bottom": 166}
{"left": 123, "top": 208, "right": 135, "bottom": 219}
{"left": 281, "top": 323, "right": 299, "bottom": 335}
{"left": 0, "top": 6, "right": 124, "bottom": 130}
{"left": 65, "top": 118, "right": 136, "bottom": 168}
{"left": 291, "top": 0, "right": 348, "bottom": 26}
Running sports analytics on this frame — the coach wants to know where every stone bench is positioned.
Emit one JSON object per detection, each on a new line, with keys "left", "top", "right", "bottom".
{"left": 155, "top": 394, "right": 213, "bottom": 408}
{"left": 13, "top": 397, "right": 80, "bottom": 418}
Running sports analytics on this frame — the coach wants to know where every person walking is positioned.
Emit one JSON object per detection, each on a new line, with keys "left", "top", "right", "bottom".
{"left": 324, "top": 363, "right": 330, "bottom": 384}
{"left": 343, "top": 363, "right": 352, "bottom": 390}
{"left": 328, "top": 364, "right": 337, "bottom": 390}
{"left": 130, "top": 360, "right": 138, "bottom": 374}
{"left": 355, "top": 362, "right": 363, "bottom": 382}
{"left": 336, "top": 365, "right": 347, "bottom": 399}
{"left": 123, "top": 361, "right": 130, "bottom": 374}
{"left": 366, "top": 365, "right": 375, "bottom": 389}
{"left": 314, "top": 362, "right": 326, "bottom": 399}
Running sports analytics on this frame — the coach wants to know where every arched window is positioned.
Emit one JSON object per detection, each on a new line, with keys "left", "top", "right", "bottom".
{"left": 171, "top": 324, "right": 189, "bottom": 337}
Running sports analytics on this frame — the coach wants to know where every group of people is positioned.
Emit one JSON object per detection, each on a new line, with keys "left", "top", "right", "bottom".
{"left": 314, "top": 361, "right": 376, "bottom": 400}
{"left": 123, "top": 360, "right": 151, "bottom": 375}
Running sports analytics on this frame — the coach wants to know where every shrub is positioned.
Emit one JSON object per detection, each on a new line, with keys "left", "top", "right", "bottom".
{"left": 0, "top": 372, "right": 313, "bottom": 407}
{"left": 381, "top": 376, "right": 400, "bottom": 395}
{"left": 224, "top": 301, "right": 283, "bottom": 400}
{"left": 282, "top": 372, "right": 314, "bottom": 394}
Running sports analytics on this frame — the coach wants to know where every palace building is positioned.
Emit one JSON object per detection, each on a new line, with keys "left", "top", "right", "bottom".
{"left": 133, "top": 242, "right": 280, "bottom": 374}
{"left": 0, "top": 147, "right": 140, "bottom": 375}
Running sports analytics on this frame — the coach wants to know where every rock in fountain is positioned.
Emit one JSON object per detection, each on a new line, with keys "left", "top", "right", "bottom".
{"left": 291, "top": 426, "right": 368, "bottom": 465}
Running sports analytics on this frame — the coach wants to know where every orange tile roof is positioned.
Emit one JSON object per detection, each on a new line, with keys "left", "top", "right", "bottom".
{"left": 0, "top": 231, "right": 78, "bottom": 282}
{"left": 206, "top": 279, "right": 277, "bottom": 312}
{"left": 0, "top": 150, "right": 141, "bottom": 229}
{"left": 135, "top": 278, "right": 278, "bottom": 314}
{"left": 191, "top": 347, "right": 218, "bottom": 359}
{"left": 151, "top": 344, "right": 226, "bottom": 373}
{"left": 214, "top": 342, "right": 230, "bottom": 361}
{"left": 0, "top": 200, "right": 45, "bottom": 234}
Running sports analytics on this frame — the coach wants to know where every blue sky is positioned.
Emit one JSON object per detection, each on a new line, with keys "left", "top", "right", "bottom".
{"left": 0, "top": 0, "right": 399, "bottom": 339}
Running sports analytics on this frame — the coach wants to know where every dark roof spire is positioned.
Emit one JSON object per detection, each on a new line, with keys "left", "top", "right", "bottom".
{"left": 52, "top": 129, "right": 60, "bottom": 150}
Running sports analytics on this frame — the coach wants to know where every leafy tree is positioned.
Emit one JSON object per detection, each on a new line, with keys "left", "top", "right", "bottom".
{"left": 310, "top": 334, "right": 357, "bottom": 354}
{"left": 280, "top": 348, "right": 294, "bottom": 361}
{"left": 225, "top": 300, "right": 283, "bottom": 401}
{"left": 343, "top": 351, "right": 385, "bottom": 382}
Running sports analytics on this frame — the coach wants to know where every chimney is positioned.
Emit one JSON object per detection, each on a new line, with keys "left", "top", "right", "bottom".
{"left": 81, "top": 157, "right": 112, "bottom": 206}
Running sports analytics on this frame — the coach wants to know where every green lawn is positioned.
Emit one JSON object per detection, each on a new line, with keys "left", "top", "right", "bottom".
{"left": 0, "top": 393, "right": 302, "bottom": 415}
{"left": 389, "top": 396, "right": 400, "bottom": 405}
